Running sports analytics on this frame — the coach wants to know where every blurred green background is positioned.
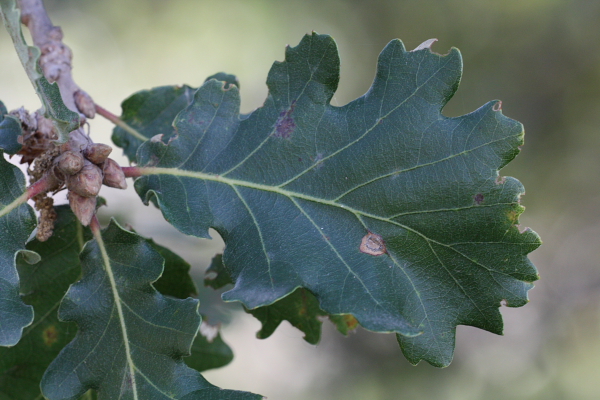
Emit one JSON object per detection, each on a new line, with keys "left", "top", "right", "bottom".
{"left": 2, "top": 0, "right": 600, "bottom": 399}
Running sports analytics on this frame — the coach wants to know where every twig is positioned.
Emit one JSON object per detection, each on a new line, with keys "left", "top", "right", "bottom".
{"left": 90, "top": 214, "right": 101, "bottom": 235}
{"left": 26, "top": 171, "right": 56, "bottom": 199}
{"left": 19, "top": 0, "right": 95, "bottom": 118}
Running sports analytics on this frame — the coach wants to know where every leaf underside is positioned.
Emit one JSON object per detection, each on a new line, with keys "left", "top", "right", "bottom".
{"left": 40, "top": 220, "right": 260, "bottom": 400}
{"left": 118, "top": 33, "right": 540, "bottom": 367}
{"left": 0, "top": 151, "right": 35, "bottom": 348}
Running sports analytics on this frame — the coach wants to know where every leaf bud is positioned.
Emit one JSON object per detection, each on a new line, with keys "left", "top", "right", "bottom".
{"left": 84, "top": 143, "right": 113, "bottom": 165}
{"left": 55, "top": 150, "right": 84, "bottom": 175}
{"left": 67, "top": 161, "right": 103, "bottom": 197}
{"left": 68, "top": 192, "right": 96, "bottom": 226}
{"left": 102, "top": 158, "right": 127, "bottom": 189}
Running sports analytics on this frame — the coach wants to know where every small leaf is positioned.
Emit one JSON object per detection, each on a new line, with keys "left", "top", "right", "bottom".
{"left": 204, "top": 254, "right": 233, "bottom": 290}
{"left": 185, "top": 321, "right": 234, "bottom": 372}
{"left": 130, "top": 33, "right": 540, "bottom": 366}
{"left": 35, "top": 76, "right": 80, "bottom": 143}
{"left": 0, "top": 101, "right": 23, "bottom": 155}
{"left": 0, "top": 151, "right": 35, "bottom": 347}
{"left": 149, "top": 237, "right": 198, "bottom": 299}
{"left": 0, "top": 206, "right": 88, "bottom": 399}
{"left": 0, "top": 0, "right": 79, "bottom": 143}
{"left": 40, "top": 220, "right": 260, "bottom": 399}
{"left": 143, "top": 239, "right": 234, "bottom": 372}
{"left": 205, "top": 254, "right": 354, "bottom": 343}
{"left": 112, "top": 85, "right": 196, "bottom": 163}
{"left": 248, "top": 288, "right": 326, "bottom": 345}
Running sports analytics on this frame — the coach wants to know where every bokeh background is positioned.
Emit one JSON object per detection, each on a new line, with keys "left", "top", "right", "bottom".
{"left": 2, "top": 0, "right": 600, "bottom": 399}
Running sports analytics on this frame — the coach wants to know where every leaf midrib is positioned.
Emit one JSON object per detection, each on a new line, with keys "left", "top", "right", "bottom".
{"left": 139, "top": 162, "right": 522, "bottom": 280}
{"left": 92, "top": 228, "right": 139, "bottom": 399}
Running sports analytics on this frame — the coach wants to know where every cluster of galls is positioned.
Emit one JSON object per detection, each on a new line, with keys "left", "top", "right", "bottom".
{"left": 53, "top": 143, "right": 127, "bottom": 227}
{"left": 13, "top": 107, "right": 128, "bottom": 240}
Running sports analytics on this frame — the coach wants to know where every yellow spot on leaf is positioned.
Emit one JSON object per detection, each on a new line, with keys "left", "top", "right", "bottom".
{"left": 43, "top": 325, "right": 58, "bottom": 347}
{"left": 507, "top": 210, "right": 519, "bottom": 224}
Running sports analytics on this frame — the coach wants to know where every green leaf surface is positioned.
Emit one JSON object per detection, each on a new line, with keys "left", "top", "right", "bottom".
{"left": 35, "top": 77, "right": 80, "bottom": 143}
{"left": 248, "top": 288, "right": 325, "bottom": 345}
{"left": 112, "top": 85, "right": 196, "bottom": 163}
{"left": 0, "top": 101, "right": 22, "bottom": 155}
{"left": 0, "top": 0, "right": 79, "bottom": 143}
{"left": 131, "top": 33, "right": 540, "bottom": 366}
{"left": 205, "top": 253, "right": 327, "bottom": 343}
{"left": 144, "top": 240, "right": 234, "bottom": 372}
{"left": 40, "top": 220, "right": 260, "bottom": 399}
{"left": 206, "top": 253, "right": 356, "bottom": 343}
{"left": 0, "top": 206, "right": 88, "bottom": 399}
{"left": 0, "top": 151, "right": 35, "bottom": 347}
{"left": 146, "top": 237, "right": 198, "bottom": 300}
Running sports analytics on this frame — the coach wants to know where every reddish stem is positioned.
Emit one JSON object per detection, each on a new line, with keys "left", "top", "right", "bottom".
{"left": 27, "top": 173, "right": 55, "bottom": 199}
{"left": 95, "top": 103, "right": 146, "bottom": 142}
{"left": 90, "top": 214, "right": 101, "bottom": 235}
{"left": 95, "top": 104, "right": 121, "bottom": 124}
{"left": 121, "top": 166, "right": 143, "bottom": 178}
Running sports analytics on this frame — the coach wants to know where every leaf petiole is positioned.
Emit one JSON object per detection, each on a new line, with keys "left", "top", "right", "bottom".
{"left": 95, "top": 104, "right": 147, "bottom": 142}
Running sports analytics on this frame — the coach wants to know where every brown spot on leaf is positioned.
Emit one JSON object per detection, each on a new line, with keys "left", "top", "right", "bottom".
{"left": 360, "top": 232, "right": 386, "bottom": 256}
{"left": 273, "top": 101, "right": 296, "bottom": 139}
{"left": 43, "top": 325, "right": 58, "bottom": 346}
{"left": 474, "top": 193, "right": 484, "bottom": 205}
{"left": 340, "top": 314, "right": 358, "bottom": 331}
{"left": 493, "top": 101, "right": 502, "bottom": 112}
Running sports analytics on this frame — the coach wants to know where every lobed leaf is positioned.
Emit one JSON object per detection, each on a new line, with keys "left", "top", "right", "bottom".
{"left": 0, "top": 151, "right": 35, "bottom": 348}
{"left": 0, "top": 206, "right": 88, "bottom": 399}
{"left": 40, "top": 220, "right": 260, "bottom": 399}
{"left": 126, "top": 33, "right": 540, "bottom": 366}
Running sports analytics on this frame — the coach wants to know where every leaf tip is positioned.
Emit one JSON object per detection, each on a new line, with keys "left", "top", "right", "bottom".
{"left": 17, "top": 248, "right": 41, "bottom": 265}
